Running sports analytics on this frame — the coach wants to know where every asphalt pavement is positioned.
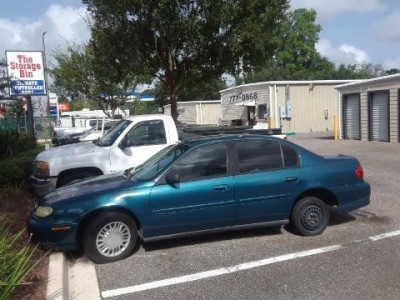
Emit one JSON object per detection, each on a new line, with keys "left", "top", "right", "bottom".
{"left": 91, "top": 133, "right": 400, "bottom": 300}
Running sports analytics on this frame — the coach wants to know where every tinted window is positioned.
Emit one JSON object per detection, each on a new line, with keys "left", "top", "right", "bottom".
{"left": 282, "top": 144, "right": 299, "bottom": 167}
{"left": 126, "top": 120, "right": 167, "bottom": 146}
{"left": 168, "top": 143, "right": 227, "bottom": 182}
{"left": 236, "top": 140, "right": 283, "bottom": 173}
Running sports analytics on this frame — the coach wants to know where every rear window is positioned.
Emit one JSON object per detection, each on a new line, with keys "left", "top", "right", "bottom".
{"left": 282, "top": 144, "right": 299, "bottom": 167}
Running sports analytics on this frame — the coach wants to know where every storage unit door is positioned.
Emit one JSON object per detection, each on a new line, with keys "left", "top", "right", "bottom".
{"left": 370, "top": 92, "right": 389, "bottom": 142}
{"left": 344, "top": 95, "right": 360, "bottom": 140}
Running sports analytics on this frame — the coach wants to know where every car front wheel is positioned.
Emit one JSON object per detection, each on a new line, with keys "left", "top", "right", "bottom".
{"left": 291, "top": 197, "right": 329, "bottom": 236}
{"left": 83, "top": 212, "right": 138, "bottom": 263}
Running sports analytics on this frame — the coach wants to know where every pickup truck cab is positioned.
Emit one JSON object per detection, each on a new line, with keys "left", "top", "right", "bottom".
{"left": 31, "top": 114, "right": 178, "bottom": 197}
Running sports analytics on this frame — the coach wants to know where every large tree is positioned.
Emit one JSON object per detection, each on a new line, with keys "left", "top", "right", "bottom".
{"left": 51, "top": 42, "right": 141, "bottom": 118}
{"left": 246, "top": 8, "right": 336, "bottom": 82}
{"left": 246, "top": 9, "right": 387, "bottom": 82}
{"left": 84, "top": 0, "right": 289, "bottom": 121}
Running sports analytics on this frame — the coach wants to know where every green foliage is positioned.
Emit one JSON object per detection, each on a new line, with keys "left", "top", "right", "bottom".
{"left": 0, "top": 130, "right": 36, "bottom": 159}
{"left": 245, "top": 9, "right": 387, "bottom": 82}
{"left": 128, "top": 101, "right": 160, "bottom": 115}
{"left": 51, "top": 43, "right": 140, "bottom": 118}
{"left": 0, "top": 60, "right": 11, "bottom": 92}
{"left": 0, "top": 145, "right": 44, "bottom": 185}
{"left": 0, "top": 228, "right": 43, "bottom": 300}
{"left": 83, "top": 0, "right": 289, "bottom": 120}
{"left": 69, "top": 98, "right": 98, "bottom": 111}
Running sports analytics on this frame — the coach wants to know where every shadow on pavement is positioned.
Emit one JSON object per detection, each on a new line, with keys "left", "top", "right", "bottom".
{"left": 142, "top": 226, "right": 283, "bottom": 252}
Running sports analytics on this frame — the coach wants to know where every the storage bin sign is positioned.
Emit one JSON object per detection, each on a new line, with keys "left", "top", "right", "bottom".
{"left": 5, "top": 51, "right": 46, "bottom": 95}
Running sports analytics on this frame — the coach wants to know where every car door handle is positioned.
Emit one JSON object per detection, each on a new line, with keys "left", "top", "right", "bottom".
{"left": 285, "top": 177, "right": 299, "bottom": 183}
{"left": 214, "top": 185, "right": 230, "bottom": 192}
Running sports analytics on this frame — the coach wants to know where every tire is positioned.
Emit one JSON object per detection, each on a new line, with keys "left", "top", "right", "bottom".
{"left": 83, "top": 212, "right": 138, "bottom": 264}
{"left": 291, "top": 197, "right": 330, "bottom": 236}
{"left": 58, "top": 170, "right": 95, "bottom": 187}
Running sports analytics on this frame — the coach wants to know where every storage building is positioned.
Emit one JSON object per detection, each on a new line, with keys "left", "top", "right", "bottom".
{"left": 336, "top": 73, "right": 400, "bottom": 143}
{"left": 163, "top": 100, "right": 221, "bottom": 125}
{"left": 220, "top": 80, "right": 357, "bottom": 133}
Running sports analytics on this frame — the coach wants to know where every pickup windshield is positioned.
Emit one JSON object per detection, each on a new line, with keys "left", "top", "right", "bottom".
{"left": 95, "top": 120, "right": 132, "bottom": 147}
{"left": 130, "top": 143, "right": 189, "bottom": 181}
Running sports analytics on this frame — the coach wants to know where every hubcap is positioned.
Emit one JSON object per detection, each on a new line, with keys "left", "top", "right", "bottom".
{"left": 301, "top": 205, "right": 325, "bottom": 231}
{"left": 96, "top": 221, "right": 131, "bottom": 257}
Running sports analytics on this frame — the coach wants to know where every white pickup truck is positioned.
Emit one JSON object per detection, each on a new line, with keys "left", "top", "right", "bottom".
{"left": 30, "top": 114, "right": 286, "bottom": 197}
{"left": 30, "top": 114, "right": 179, "bottom": 196}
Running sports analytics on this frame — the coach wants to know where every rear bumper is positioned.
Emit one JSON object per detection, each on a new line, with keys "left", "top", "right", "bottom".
{"left": 334, "top": 181, "right": 371, "bottom": 212}
{"left": 29, "top": 175, "right": 57, "bottom": 197}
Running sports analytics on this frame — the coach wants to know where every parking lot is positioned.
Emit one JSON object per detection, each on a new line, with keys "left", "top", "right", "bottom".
{"left": 85, "top": 133, "right": 400, "bottom": 299}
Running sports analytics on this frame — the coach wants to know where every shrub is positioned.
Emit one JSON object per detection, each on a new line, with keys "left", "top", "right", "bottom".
{"left": 0, "top": 228, "right": 44, "bottom": 300}
{"left": 0, "top": 145, "right": 44, "bottom": 186}
{"left": 0, "top": 130, "right": 36, "bottom": 159}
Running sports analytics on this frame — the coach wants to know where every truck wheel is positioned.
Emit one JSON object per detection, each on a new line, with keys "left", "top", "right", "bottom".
{"left": 83, "top": 212, "right": 138, "bottom": 264}
{"left": 57, "top": 170, "right": 94, "bottom": 187}
{"left": 291, "top": 197, "right": 329, "bottom": 236}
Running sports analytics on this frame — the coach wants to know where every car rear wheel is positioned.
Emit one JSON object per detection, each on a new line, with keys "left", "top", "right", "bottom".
{"left": 83, "top": 212, "right": 138, "bottom": 263}
{"left": 291, "top": 197, "right": 329, "bottom": 236}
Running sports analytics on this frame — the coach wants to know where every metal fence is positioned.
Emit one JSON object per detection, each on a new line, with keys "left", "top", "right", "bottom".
{"left": 0, "top": 117, "right": 54, "bottom": 139}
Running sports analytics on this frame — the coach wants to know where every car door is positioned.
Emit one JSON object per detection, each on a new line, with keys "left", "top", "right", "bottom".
{"left": 109, "top": 120, "right": 169, "bottom": 172}
{"left": 149, "top": 142, "right": 235, "bottom": 236}
{"left": 233, "top": 140, "right": 303, "bottom": 225}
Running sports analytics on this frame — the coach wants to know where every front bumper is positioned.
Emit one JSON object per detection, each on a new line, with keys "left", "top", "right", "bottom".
{"left": 27, "top": 215, "right": 79, "bottom": 251}
{"left": 30, "top": 175, "right": 57, "bottom": 197}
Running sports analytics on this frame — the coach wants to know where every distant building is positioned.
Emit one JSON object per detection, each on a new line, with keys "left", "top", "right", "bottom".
{"left": 164, "top": 100, "right": 221, "bottom": 125}
{"left": 220, "top": 80, "right": 358, "bottom": 132}
{"left": 336, "top": 73, "right": 400, "bottom": 143}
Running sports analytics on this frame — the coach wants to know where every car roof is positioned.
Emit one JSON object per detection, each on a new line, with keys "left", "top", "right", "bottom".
{"left": 125, "top": 114, "right": 166, "bottom": 122}
{"left": 180, "top": 134, "right": 284, "bottom": 147}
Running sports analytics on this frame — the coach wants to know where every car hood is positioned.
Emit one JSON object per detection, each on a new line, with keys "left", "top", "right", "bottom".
{"left": 42, "top": 172, "right": 150, "bottom": 205}
{"left": 36, "top": 141, "right": 101, "bottom": 161}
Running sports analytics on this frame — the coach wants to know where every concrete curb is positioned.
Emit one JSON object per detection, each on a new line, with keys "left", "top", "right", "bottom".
{"left": 46, "top": 252, "right": 68, "bottom": 300}
{"left": 46, "top": 253, "right": 101, "bottom": 300}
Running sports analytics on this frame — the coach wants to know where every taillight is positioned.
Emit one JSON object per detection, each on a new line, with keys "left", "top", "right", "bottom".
{"left": 355, "top": 165, "right": 364, "bottom": 179}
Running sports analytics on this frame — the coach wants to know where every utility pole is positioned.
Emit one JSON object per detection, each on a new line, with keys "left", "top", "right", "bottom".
{"left": 42, "top": 31, "right": 51, "bottom": 117}
{"left": 26, "top": 95, "right": 35, "bottom": 138}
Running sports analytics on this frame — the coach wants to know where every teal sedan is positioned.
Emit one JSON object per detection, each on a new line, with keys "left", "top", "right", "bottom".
{"left": 27, "top": 135, "right": 370, "bottom": 263}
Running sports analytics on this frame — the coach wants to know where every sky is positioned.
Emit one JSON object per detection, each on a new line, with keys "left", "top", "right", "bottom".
{"left": 1, "top": 0, "right": 400, "bottom": 70}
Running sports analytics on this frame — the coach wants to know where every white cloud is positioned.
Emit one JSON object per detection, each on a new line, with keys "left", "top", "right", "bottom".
{"left": 316, "top": 39, "right": 370, "bottom": 64}
{"left": 0, "top": 5, "right": 90, "bottom": 62}
{"left": 290, "top": 0, "right": 386, "bottom": 19}
{"left": 373, "top": 10, "right": 400, "bottom": 42}
{"left": 383, "top": 56, "right": 400, "bottom": 69}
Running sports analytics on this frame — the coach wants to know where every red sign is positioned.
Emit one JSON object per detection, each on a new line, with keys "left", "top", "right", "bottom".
{"left": 58, "top": 103, "right": 70, "bottom": 111}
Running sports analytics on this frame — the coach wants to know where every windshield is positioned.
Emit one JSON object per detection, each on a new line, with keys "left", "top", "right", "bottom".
{"left": 129, "top": 143, "right": 189, "bottom": 181}
{"left": 96, "top": 120, "right": 131, "bottom": 147}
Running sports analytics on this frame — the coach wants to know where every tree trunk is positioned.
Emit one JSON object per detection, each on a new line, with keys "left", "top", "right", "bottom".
{"left": 166, "top": 69, "right": 178, "bottom": 122}
{"left": 169, "top": 91, "right": 178, "bottom": 122}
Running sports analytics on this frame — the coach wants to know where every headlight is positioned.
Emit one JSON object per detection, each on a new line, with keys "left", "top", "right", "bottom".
{"left": 34, "top": 206, "right": 53, "bottom": 218}
{"left": 34, "top": 161, "right": 50, "bottom": 178}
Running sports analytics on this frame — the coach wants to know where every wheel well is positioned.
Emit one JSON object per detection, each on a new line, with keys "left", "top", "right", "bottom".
{"left": 294, "top": 188, "right": 338, "bottom": 208}
{"left": 56, "top": 167, "right": 103, "bottom": 187}
{"left": 76, "top": 207, "right": 142, "bottom": 246}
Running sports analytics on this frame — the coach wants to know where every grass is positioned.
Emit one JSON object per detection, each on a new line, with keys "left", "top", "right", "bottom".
{"left": 0, "top": 143, "right": 48, "bottom": 299}
{"left": 0, "top": 228, "right": 45, "bottom": 300}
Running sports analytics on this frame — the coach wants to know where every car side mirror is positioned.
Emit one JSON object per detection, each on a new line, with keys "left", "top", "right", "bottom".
{"left": 165, "top": 172, "right": 180, "bottom": 188}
